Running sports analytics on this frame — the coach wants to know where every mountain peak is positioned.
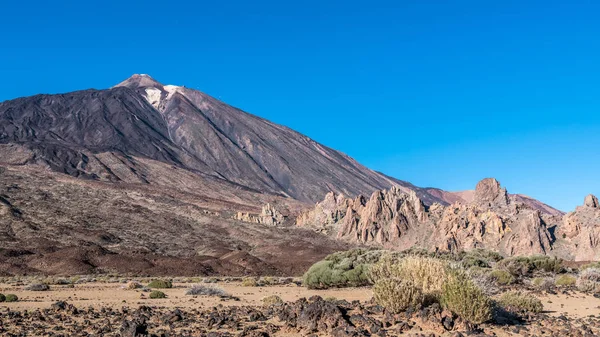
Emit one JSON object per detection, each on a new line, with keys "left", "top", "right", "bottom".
{"left": 113, "top": 74, "right": 163, "bottom": 89}
{"left": 474, "top": 178, "right": 509, "bottom": 206}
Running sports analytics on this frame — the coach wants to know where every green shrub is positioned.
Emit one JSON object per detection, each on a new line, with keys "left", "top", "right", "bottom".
{"left": 489, "top": 269, "right": 515, "bottom": 285}
{"left": 373, "top": 278, "right": 424, "bottom": 313}
{"left": 303, "top": 248, "right": 383, "bottom": 289}
{"left": 149, "top": 290, "right": 167, "bottom": 299}
{"left": 441, "top": 270, "right": 492, "bottom": 324}
{"left": 498, "top": 291, "right": 543, "bottom": 314}
{"left": 5, "top": 294, "right": 18, "bottom": 302}
{"left": 261, "top": 276, "right": 276, "bottom": 285}
{"left": 555, "top": 274, "right": 576, "bottom": 287}
{"left": 261, "top": 295, "right": 283, "bottom": 306}
{"left": 147, "top": 279, "right": 172, "bottom": 289}
{"left": 459, "top": 249, "right": 503, "bottom": 268}
{"left": 0, "top": 293, "right": 5, "bottom": 302}
{"left": 241, "top": 277, "right": 259, "bottom": 287}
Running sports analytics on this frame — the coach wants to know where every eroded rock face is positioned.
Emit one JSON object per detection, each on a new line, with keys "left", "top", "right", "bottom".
{"left": 297, "top": 179, "right": 562, "bottom": 257}
{"left": 557, "top": 195, "right": 600, "bottom": 260}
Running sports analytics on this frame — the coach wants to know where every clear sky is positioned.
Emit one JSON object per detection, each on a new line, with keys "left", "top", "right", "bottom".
{"left": 1, "top": 0, "right": 599, "bottom": 211}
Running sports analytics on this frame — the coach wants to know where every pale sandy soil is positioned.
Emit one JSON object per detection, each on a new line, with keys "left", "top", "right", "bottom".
{"left": 0, "top": 282, "right": 372, "bottom": 311}
{"left": 1, "top": 282, "right": 598, "bottom": 320}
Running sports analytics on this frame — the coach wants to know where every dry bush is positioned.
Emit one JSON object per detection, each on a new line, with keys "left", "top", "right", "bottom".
{"left": 241, "top": 277, "right": 259, "bottom": 287}
{"left": 185, "top": 285, "right": 228, "bottom": 297}
{"left": 498, "top": 291, "right": 543, "bottom": 314}
{"left": 25, "top": 283, "right": 50, "bottom": 291}
{"left": 576, "top": 268, "right": 600, "bottom": 292}
{"left": 373, "top": 278, "right": 424, "bottom": 313}
{"left": 261, "top": 295, "right": 284, "bottom": 306}
{"left": 370, "top": 255, "right": 449, "bottom": 294}
{"left": 532, "top": 277, "right": 554, "bottom": 290}
{"left": 125, "top": 281, "right": 142, "bottom": 290}
{"left": 441, "top": 270, "right": 492, "bottom": 324}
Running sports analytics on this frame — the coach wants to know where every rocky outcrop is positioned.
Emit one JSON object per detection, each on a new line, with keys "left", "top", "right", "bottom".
{"left": 584, "top": 194, "right": 599, "bottom": 208}
{"left": 557, "top": 195, "right": 600, "bottom": 260}
{"left": 297, "top": 179, "right": 563, "bottom": 257}
{"left": 235, "top": 203, "right": 286, "bottom": 226}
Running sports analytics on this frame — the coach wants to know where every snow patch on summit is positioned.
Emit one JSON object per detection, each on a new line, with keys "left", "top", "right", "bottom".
{"left": 164, "top": 85, "right": 181, "bottom": 100}
{"left": 144, "top": 87, "right": 162, "bottom": 109}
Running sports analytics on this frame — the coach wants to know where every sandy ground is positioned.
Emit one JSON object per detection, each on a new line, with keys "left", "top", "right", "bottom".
{"left": 0, "top": 282, "right": 372, "bottom": 311}
{"left": 1, "top": 282, "right": 598, "bottom": 320}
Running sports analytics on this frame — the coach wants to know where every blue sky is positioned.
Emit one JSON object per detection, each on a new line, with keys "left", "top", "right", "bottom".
{"left": 1, "top": 0, "right": 599, "bottom": 211}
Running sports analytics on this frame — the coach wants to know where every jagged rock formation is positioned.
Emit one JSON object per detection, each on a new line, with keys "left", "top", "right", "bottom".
{"left": 297, "top": 178, "right": 566, "bottom": 257}
{"left": 234, "top": 203, "right": 287, "bottom": 226}
{"left": 557, "top": 194, "right": 600, "bottom": 260}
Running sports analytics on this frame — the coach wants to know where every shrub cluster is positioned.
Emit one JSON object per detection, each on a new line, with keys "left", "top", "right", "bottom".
{"left": 497, "top": 256, "right": 563, "bottom": 277}
{"left": 5, "top": 294, "right": 18, "bottom": 302}
{"left": 497, "top": 291, "right": 543, "bottom": 314}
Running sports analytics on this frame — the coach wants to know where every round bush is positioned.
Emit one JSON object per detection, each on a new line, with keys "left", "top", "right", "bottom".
{"left": 149, "top": 290, "right": 167, "bottom": 299}
{"left": 5, "top": 294, "right": 18, "bottom": 302}
{"left": 261, "top": 295, "right": 284, "bottom": 306}
{"left": 147, "top": 279, "right": 172, "bottom": 289}
{"left": 241, "top": 277, "right": 259, "bottom": 287}
{"left": 0, "top": 293, "right": 5, "bottom": 302}
{"left": 489, "top": 269, "right": 515, "bottom": 285}
{"left": 373, "top": 278, "right": 424, "bottom": 313}
{"left": 555, "top": 274, "right": 576, "bottom": 287}
{"left": 441, "top": 270, "right": 492, "bottom": 324}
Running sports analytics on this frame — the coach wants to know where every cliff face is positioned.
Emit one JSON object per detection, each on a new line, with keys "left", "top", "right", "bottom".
{"left": 557, "top": 194, "right": 600, "bottom": 260}
{"left": 297, "top": 178, "right": 587, "bottom": 258}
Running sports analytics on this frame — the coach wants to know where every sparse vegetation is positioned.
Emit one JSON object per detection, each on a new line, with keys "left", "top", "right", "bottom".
{"left": 147, "top": 279, "right": 172, "bottom": 289}
{"left": 149, "top": 290, "right": 167, "bottom": 299}
{"left": 261, "top": 295, "right": 283, "bottom": 306}
{"left": 576, "top": 268, "right": 600, "bottom": 293}
{"left": 441, "top": 270, "right": 492, "bottom": 324}
{"left": 25, "top": 283, "right": 50, "bottom": 291}
{"left": 186, "top": 285, "right": 228, "bottom": 297}
{"left": 373, "top": 278, "right": 424, "bottom": 313}
{"left": 498, "top": 291, "right": 543, "bottom": 314}
{"left": 125, "top": 281, "right": 142, "bottom": 290}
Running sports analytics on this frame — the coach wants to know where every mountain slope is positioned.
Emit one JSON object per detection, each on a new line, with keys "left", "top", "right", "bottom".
{"left": 0, "top": 73, "right": 457, "bottom": 204}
